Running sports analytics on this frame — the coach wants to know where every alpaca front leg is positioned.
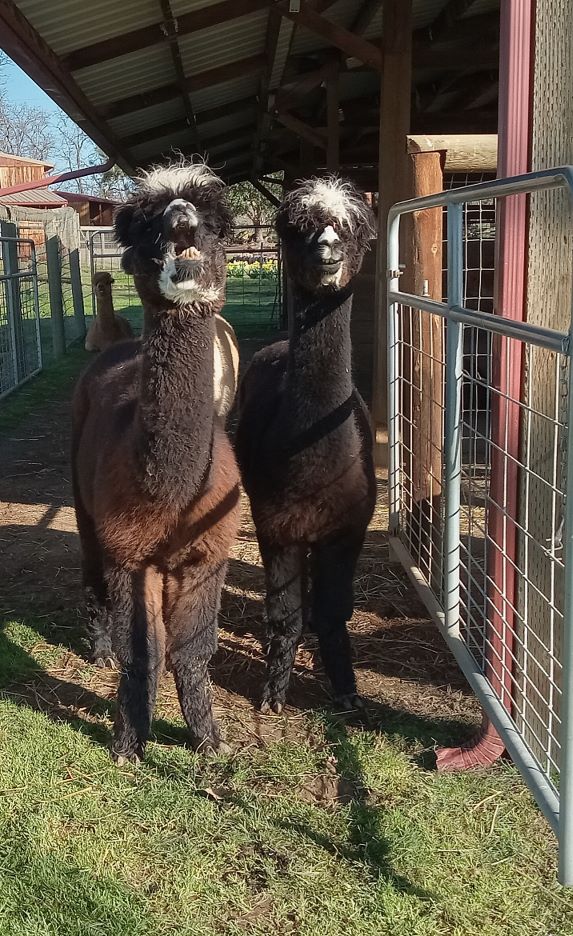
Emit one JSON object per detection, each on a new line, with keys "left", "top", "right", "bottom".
{"left": 107, "top": 565, "right": 165, "bottom": 764}
{"left": 260, "top": 544, "right": 304, "bottom": 715}
{"left": 310, "top": 533, "right": 364, "bottom": 707}
{"left": 74, "top": 492, "right": 117, "bottom": 668}
{"left": 166, "top": 563, "right": 228, "bottom": 754}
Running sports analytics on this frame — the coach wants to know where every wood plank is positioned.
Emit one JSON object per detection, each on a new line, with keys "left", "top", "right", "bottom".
{"left": 407, "top": 134, "right": 498, "bottom": 171}
{"left": 351, "top": 0, "right": 382, "bottom": 35}
{"left": 63, "top": 0, "right": 274, "bottom": 71}
{"left": 100, "top": 54, "right": 266, "bottom": 120}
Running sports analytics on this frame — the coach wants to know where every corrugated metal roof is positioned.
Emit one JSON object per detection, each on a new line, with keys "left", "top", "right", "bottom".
{"left": 5, "top": 0, "right": 500, "bottom": 179}
{"left": 0, "top": 188, "right": 68, "bottom": 206}
{"left": 76, "top": 46, "right": 174, "bottom": 107}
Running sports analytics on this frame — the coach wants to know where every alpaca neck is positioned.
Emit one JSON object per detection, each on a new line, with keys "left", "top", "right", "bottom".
{"left": 284, "top": 282, "right": 354, "bottom": 434}
{"left": 96, "top": 292, "right": 115, "bottom": 326}
{"left": 137, "top": 305, "right": 215, "bottom": 503}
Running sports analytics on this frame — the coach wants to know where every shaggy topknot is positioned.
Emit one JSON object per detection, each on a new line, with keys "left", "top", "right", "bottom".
{"left": 277, "top": 176, "right": 376, "bottom": 244}
{"left": 136, "top": 157, "right": 223, "bottom": 199}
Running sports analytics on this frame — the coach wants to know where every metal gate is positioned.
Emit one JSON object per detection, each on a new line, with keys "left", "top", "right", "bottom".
{"left": 387, "top": 167, "right": 573, "bottom": 884}
{"left": 0, "top": 236, "right": 42, "bottom": 400}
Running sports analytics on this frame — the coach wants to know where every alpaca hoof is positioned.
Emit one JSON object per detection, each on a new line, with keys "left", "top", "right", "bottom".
{"left": 94, "top": 654, "right": 118, "bottom": 670}
{"left": 112, "top": 750, "right": 141, "bottom": 767}
{"left": 196, "top": 737, "right": 232, "bottom": 757}
{"left": 335, "top": 693, "right": 366, "bottom": 711}
{"left": 260, "top": 698, "right": 284, "bottom": 716}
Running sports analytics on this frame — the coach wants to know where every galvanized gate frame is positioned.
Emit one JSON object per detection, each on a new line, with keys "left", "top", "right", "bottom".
{"left": 386, "top": 167, "right": 573, "bottom": 885}
{"left": 0, "top": 235, "right": 42, "bottom": 400}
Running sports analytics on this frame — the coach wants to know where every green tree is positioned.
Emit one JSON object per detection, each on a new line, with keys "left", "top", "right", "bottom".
{"left": 226, "top": 177, "right": 282, "bottom": 243}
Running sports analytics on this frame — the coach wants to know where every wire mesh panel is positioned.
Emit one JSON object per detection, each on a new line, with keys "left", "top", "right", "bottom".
{"left": 387, "top": 168, "right": 573, "bottom": 885}
{"left": 87, "top": 225, "right": 283, "bottom": 340}
{"left": 0, "top": 236, "right": 41, "bottom": 399}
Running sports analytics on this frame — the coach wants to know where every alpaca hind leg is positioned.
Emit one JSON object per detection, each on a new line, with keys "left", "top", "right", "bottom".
{"left": 107, "top": 564, "right": 165, "bottom": 764}
{"left": 310, "top": 533, "right": 364, "bottom": 707}
{"left": 73, "top": 491, "right": 117, "bottom": 668}
{"left": 165, "top": 563, "right": 228, "bottom": 755}
{"left": 260, "top": 544, "right": 304, "bottom": 715}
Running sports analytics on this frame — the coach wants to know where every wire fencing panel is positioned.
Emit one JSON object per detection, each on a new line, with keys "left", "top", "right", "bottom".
{"left": 0, "top": 235, "right": 41, "bottom": 399}
{"left": 387, "top": 168, "right": 573, "bottom": 885}
{"left": 87, "top": 224, "right": 283, "bottom": 338}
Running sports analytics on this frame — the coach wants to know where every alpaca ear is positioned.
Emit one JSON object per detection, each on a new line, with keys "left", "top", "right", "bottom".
{"left": 113, "top": 203, "right": 136, "bottom": 247}
{"left": 121, "top": 247, "right": 135, "bottom": 274}
{"left": 114, "top": 200, "right": 149, "bottom": 248}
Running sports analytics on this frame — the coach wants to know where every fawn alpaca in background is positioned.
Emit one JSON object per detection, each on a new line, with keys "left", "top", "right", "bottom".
{"left": 72, "top": 161, "right": 240, "bottom": 763}
{"left": 236, "top": 177, "right": 377, "bottom": 714}
{"left": 85, "top": 271, "right": 134, "bottom": 351}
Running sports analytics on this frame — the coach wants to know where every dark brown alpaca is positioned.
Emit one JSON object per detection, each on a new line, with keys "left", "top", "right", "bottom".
{"left": 235, "top": 177, "right": 377, "bottom": 714}
{"left": 71, "top": 162, "right": 240, "bottom": 762}
{"left": 85, "top": 271, "right": 133, "bottom": 351}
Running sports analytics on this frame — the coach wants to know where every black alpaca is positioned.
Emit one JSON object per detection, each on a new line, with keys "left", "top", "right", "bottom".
{"left": 235, "top": 177, "right": 377, "bottom": 713}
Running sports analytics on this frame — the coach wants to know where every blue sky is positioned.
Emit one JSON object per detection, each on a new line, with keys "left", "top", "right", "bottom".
{"left": 2, "top": 54, "right": 61, "bottom": 114}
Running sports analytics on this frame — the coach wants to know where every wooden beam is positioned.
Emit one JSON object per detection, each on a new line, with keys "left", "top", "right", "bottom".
{"left": 414, "top": 11, "right": 498, "bottom": 49}
{"left": 252, "top": 179, "right": 281, "bottom": 208}
{"left": 351, "top": 0, "right": 382, "bottom": 35}
{"left": 400, "top": 150, "right": 444, "bottom": 586}
{"left": 276, "top": 111, "right": 326, "bottom": 150}
{"left": 159, "top": 0, "right": 200, "bottom": 149}
{"left": 326, "top": 59, "right": 340, "bottom": 170}
{"left": 0, "top": 0, "right": 133, "bottom": 172}
{"left": 100, "top": 54, "right": 266, "bottom": 120}
{"left": 371, "top": 0, "right": 412, "bottom": 463}
{"left": 407, "top": 134, "right": 497, "bottom": 171}
{"left": 275, "top": 60, "right": 334, "bottom": 113}
{"left": 123, "top": 97, "right": 256, "bottom": 149}
{"left": 422, "top": 0, "right": 480, "bottom": 46}
{"left": 63, "top": 0, "right": 274, "bottom": 71}
{"left": 278, "top": 3, "right": 382, "bottom": 71}
{"left": 251, "top": 6, "right": 284, "bottom": 175}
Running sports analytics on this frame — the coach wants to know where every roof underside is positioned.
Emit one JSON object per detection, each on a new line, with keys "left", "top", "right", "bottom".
{"left": 0, "top": 0, "right": 500, "bottom": 185}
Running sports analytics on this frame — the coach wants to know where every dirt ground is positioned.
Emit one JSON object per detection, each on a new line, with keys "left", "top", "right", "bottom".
{"left": 0, "top": 345, "right": 481, "bottom": 755}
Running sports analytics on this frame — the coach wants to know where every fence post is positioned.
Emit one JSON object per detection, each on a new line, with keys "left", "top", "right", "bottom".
{"left": 46, "top": 234, "right": 66, "bottom": 358}
{"left": 1, "top": 220, "right": 24, "bottom": 384}
{"left": 69, "top": 247, "right": 86, "bottom": 340}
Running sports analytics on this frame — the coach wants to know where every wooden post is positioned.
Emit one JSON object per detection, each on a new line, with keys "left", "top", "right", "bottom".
{"left": 519, "top": 0, "right": 571, "bottom": 768}
{"left": 69, "top": 247, "right": 86, "bottom": 341}
{"left": 0, "top": 220, "right": 24, "bottom": 385}
{"left": 400, "top": 151, "right": 444, "bottom": 589}
{"left": 46, "top": 235, "right": 66, "bottom": 359}
{"left": 326, "top": 59, "right": 340, "bottom": 171}
{"left": 371, "top": 0, "right": 413, "bottom": 466}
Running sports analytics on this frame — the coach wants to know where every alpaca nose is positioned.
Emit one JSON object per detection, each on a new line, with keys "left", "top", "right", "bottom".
{"left": 164, "top": 198, "right": 199, "bottom": 238}
{"left": 316, "top": 224, "right": 342, "bottom": 261}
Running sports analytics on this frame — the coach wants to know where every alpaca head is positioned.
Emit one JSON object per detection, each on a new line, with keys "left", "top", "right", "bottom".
{"left": 93, "top": 271, "right": 114, "bottom": 299}
{"left": 113, "top": 159, "right": 232, "bottom": 311}
{"left": 276, "top": 176, "right": 376, "bottom": 293}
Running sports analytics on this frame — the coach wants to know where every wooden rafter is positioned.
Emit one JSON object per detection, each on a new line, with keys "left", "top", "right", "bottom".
{"left": 100, "top": 54, "right": 266, "bottom": 120}
{"left": 276, "top": 111, "right": 326, "bottom": 150}
{"left": 252, "top": 179, "right": 281, "bottom": 207}
{"left": 0, "top": 0, "right": 133, "bottom": 171}
{"left": 63, "top": 0, "right": 274, "bottom": 71}
{"left": 350, "top": 0, "right": 382, "bottom": 35}
{"left": 277, "top": 3, "right": 382, "bottom": 71}
{"left": 159, "top": 0, "right": 200, "bottom": 149}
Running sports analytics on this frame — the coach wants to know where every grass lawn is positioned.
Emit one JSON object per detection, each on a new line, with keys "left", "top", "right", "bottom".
{"left": 0, "top": 331, "right": 572, "bottom": 935}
